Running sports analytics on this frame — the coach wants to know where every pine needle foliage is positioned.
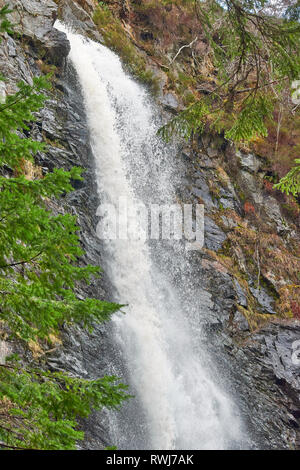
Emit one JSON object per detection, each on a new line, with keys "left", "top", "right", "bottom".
{"left": 161, "top": 0, "right": 300, "bottom": 141}
{"left": 159, "top": 0, "right": 300, "bottom": 193}
{"left": 0, "top": 358, "right": 129, "bottom": 450}
{"left": 274, "top": 158, "right": 300, "bottom": 195}
{"left": 0, "top": 5, "right": 13, "bottom": 36}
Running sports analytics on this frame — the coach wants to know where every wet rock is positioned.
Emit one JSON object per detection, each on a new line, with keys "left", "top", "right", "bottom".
{"left": 218, "top": 179, "right": 239, "bottom": 212}
{"left": 0, "top": 81, "right": 6, "bottom": 101}
{"left": 201, "top": 258, "right": 228, "bottom": 274}
{"left": 44, "top": 146, "right": 79, "bottom": 169}
{"left": 41, "top": 28, "right": 71, "bottom": 66}
{"left": 235, "top": 321, "right": 300, "bottom": 446}
{"left": 41, "top": 105, "right": 62, "bottom": 138}
{"left": 204, "top": 216, "right": 227, "bottom": 251}
{"left": 48, "top": 351, "right": 89, "bottom": 377}
{"left": 0, "top": 37, "right": 35, "bottom": 92}
{"left": 233, "top": 279, "right": 248, "bottom": 307}
{"left": 192, "top": 186, "right": 215, "bottom": 209}
{"left": 191, "top": 171, "right": 217, "bottom": 209}
{"left": 233, "top": 310, "right": 250, "bottom": 331}
{"left": 250, "top": 286, "right": 276, "bottom": 314}
{"left": 65, "top": 188, "right": 88, "bottom": 206}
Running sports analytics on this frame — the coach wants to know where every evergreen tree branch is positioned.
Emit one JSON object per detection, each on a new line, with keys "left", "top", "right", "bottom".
{"left": 0, "top": 251, "right": 43, "bottom": 269}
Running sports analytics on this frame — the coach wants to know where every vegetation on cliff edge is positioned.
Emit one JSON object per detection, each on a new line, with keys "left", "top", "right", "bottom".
{"left": 94, "top": 0, "right": 300, "bottom": 196}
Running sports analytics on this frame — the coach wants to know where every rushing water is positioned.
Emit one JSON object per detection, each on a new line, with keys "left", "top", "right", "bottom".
{"left": 56, "top": 22, "right": 246, "bottom": 450}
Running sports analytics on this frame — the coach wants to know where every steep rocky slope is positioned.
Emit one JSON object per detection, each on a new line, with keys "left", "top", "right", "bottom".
{"left": 0, "top": 0, "right": 299, "bottom": 449}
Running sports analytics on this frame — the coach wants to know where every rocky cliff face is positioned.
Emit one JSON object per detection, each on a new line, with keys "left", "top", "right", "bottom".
{"left": 0, "top": 0, "right": 299, "bottom": 449}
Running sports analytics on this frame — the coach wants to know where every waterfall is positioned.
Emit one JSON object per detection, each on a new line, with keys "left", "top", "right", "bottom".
{"left": 56, "top": 22, "right": 246, "bottom": 450}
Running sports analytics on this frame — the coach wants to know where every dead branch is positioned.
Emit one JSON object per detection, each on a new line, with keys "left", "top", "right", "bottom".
{"left": 169, "top": 37, "right": 198, "bottom": 65}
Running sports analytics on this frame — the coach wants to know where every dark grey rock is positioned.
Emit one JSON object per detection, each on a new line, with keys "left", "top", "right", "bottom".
{"left": 7, "top": 0, "right": 70, "bottom": 66}
{"left": 250, "top": 286, "right": 276, "bottom": 314}
{"left": 42, "top": 28, "right": 71, "bottom": 66}
{"left": 234, "top": 321, "right": 300, "bottom": 446}
{"left": 234, "top": 310, "right": 250, "bottom": 331}
{"left": 191, "top": 172, "right": 217, "bottom": 209}
{"left": 233, "top": 279, "right": 248, "bottom": 307}
{"left": 204, "top": 216, "right": 227, "bottom": 251}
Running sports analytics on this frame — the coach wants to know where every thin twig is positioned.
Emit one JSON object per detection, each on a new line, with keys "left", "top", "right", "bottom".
{"left": 0, "top": 251, "right": 42, "bottom": 269}
{"left": 169, "top": 37, "right": 198, "bottom": 65}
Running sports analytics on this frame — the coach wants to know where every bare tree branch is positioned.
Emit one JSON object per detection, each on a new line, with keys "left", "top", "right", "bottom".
{"left": 169, "top": 37, "right": 198, "bottom": 65}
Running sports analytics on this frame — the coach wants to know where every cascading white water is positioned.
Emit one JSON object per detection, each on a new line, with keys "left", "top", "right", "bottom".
{"left": 56, "top": 22, "right": 246, "bottom": 450}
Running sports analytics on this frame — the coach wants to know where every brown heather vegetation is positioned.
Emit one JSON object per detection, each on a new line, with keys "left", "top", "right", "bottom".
{"left": 215, "top": 207, "right": 300, "bottom": 322}
{"left": 94, "top": 1, "right": 300, "bottom": 187}
{"left": 90, "top": 1, "right": 300, "bottom": 322}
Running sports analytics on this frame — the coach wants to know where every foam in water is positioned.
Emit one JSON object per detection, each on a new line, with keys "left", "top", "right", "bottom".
{"left": 56, "top": 22, "right": 245, "bottom": 450}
